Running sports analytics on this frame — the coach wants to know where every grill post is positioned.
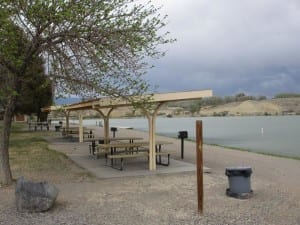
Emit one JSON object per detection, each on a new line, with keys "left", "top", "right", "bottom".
{"left": 178, "top": 131, "right": 188, "bottom": 159}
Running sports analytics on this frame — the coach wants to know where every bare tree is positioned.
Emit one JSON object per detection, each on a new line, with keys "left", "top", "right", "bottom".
{"left": 0, "top": 0, "right": 173, "bottom": 185}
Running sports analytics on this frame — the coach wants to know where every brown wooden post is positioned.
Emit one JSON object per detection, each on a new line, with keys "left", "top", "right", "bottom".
{"left": 196, "top": 120, "right": 203, "bottom": 214}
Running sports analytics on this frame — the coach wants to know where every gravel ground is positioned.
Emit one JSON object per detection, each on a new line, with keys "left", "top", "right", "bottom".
{"left": 1, "top": 173, "right": 299, "bottom": 225}
{"left": 0, "top": 128, "right": 299, "bottom": 225}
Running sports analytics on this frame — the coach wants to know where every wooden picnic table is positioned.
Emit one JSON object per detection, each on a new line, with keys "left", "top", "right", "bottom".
{"left": 85, "top": 136, "right": 143, "bottom": 143}
{"left": 28, "top": 122, "right": 49, "bottom": 131}
{"left": 85, "top": 137, "right": 144, "bottom": 155}
{"left": 97, "top": 140, "right": 172, "bottom": 150}
{"left": 62, "top": 127, "right": 89, "bottom": 135}
{"left": 97, "top": 140, "right": 173, "bottom": 170}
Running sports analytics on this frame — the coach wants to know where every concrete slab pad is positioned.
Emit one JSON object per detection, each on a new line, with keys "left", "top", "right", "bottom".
{"left": 68, "top": 154, "right": 199, "bottom": 179}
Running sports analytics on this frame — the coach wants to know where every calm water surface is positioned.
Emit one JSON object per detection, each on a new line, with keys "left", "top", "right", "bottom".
{"left": 83, "top": 116, "right": 300, "bottom": 158}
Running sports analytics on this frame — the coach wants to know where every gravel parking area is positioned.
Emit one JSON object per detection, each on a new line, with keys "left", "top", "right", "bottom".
{"left": 1, "top": 172, "right": 299, "bottom": 225}
{"left": 0, "top": 128, "right": 299, "bottom": 225}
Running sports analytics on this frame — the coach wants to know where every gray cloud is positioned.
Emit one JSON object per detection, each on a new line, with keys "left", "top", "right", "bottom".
{"left": 144, "top": 0, "right": 300, "bottom": 97}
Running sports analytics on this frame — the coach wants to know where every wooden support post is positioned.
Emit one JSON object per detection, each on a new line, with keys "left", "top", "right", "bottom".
{"left": 94, "top": 107, "right": 115, "bottom": 144}
{"left": 196, "top": 120, "right": 203, "bottom": 214}
{"left": 79, "top": 112, "right": 83, "bottom": 143}
{"left": 65, "top": 110, "right": 70, "bottom": 131}
{"left": 147, "top": 115, "right": 156, "bottom": 170}
{"left": 103, "top": 117, "right": 109, "bottom": 143}
{"left": 143, "top": 102, "right": 164, "bottom": 171}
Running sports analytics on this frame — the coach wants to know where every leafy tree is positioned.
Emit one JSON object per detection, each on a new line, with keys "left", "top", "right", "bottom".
{"left": 235, "top": 93, "right": 246, "bottom": 101}
{"left": 188, "top": 100, "right": 202, "bottom": 116}
{"left": 223, "top": 96, "right": 235, "bottom": 104}
{"left": 235, "top": 93, "right": 256, "bottom": 101}
{"left": 0, "top": 22, "right": 30, "bottom": 185}
{"left": 1, "top": 55, "right": 52, "bottom": 122}
{"left": 15, "top": 57, "right": 53, "bottom": 121}
{"left": 257, "top": 95, "right": 267, "bottom": 101}
{"left": 274, "top": 93, "right": 300, "bottom": 98}
{"left": 202, "top": 96, "right": 224, "bottom": 106}
{"left": 0, "top": 0, "right": 173, "bottom": 185}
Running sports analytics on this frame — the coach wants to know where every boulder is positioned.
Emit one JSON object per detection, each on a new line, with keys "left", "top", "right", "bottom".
{"left": 15, "top": 177, "right": 59, "bottom": 212}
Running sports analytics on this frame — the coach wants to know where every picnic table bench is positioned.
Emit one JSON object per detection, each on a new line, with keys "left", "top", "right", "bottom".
{"left": 106, "top": 152, "right": 149, "bottom": 170}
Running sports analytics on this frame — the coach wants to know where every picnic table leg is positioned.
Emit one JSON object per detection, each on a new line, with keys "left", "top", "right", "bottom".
{"left": 120, "top": 158, "right": 124, "bottom": 171}
{"left": 110, "top": 147, "right": 114, "bottom": 165}
{"left": 155, "top": 144, "right": 162, "bottom": 164}
{"left": 89, "top": 141, "right": 96, "bottom": 155}
{"left": 92, "top": 141, "right": 96, "bottom": 155}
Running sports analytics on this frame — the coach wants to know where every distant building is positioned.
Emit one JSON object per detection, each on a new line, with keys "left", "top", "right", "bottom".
{"left": 0, "top": 109, "right": 28, "bottom": 122}
{"left": 282, "top": 110, "right": 296, "bottom": 115}
{"left": 14, "top": 114, "right": 29, "bottom": 122}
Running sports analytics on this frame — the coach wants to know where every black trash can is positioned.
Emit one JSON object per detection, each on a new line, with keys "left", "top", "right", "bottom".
{"left": 225, "top": 167, "right": 253, "bottom": 199}
{"left": 55, "top": 125, "right": 61, "bottom": 132}
{"left": 110, "top": 127, "right": 117, "bottom": 137}
{"left": 178, "top": 131, "right": 188, "bottom": 159}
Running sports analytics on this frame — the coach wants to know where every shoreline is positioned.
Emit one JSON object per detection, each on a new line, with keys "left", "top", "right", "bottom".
{"left": 204, "top": 143, "right": 300, "bottom": 161}
{"left": 123, "top": 128, "right": 300, "bottom": 161}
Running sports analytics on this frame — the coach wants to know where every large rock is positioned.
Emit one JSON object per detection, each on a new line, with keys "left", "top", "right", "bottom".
{"left": 15, "top": 177, "right": 59, "bottom": 212}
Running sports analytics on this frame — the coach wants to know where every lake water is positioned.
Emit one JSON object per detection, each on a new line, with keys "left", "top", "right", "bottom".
{"left": 81, "top": 116, "right": 300, "bottom": 158}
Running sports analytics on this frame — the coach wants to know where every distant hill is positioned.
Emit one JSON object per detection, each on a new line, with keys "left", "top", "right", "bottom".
{"left": 51, "top": 96, "right": 300, "bottom": 118}
{"left": 200, "top": 97, "right": 300, "bottom": 116}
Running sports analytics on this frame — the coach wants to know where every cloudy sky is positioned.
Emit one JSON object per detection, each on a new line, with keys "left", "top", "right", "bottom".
{"left": 143, "top": 0, "right": 300, "bottom": 97}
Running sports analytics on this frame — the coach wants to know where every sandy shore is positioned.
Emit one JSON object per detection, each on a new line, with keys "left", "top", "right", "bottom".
{"left": 0, "top": 127, "right": 299, "bottom": 225}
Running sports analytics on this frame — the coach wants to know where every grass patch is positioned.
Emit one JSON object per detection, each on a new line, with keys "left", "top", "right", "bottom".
{"left": 10, "top": 136, "right": 68, "bottom": 171}
{"left": 7, "top": 123, "right": 94, "bottom": 183}
{"left": 9, "top": 122, "right": 25, "bottom": 132}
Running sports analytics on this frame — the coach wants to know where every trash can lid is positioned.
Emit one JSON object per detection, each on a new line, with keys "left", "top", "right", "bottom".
{"left": 225, "top": 166, "right": 252, "bottom": 177}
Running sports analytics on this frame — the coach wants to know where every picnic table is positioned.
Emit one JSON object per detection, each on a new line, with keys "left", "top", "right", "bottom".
{"left": 61, "top": 127, "right": 92, "bottom": 136}
{"left": 97, "top": 141, "right": 173, "bottom": 170}
{"left": 28, "top": 122, "right": 49, "bottom": 131}
{"left": 85, "top": 137, "right": 143, "bottom": 155}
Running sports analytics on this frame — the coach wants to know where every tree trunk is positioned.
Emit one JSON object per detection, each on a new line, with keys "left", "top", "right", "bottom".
{"left": 0, "top": 97, "right": 15, "bottom": 185}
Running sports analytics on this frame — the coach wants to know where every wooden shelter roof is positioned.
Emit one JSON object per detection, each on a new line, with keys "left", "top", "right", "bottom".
{"left": 60, "top": 89, "right": 213, "bottom": 111}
